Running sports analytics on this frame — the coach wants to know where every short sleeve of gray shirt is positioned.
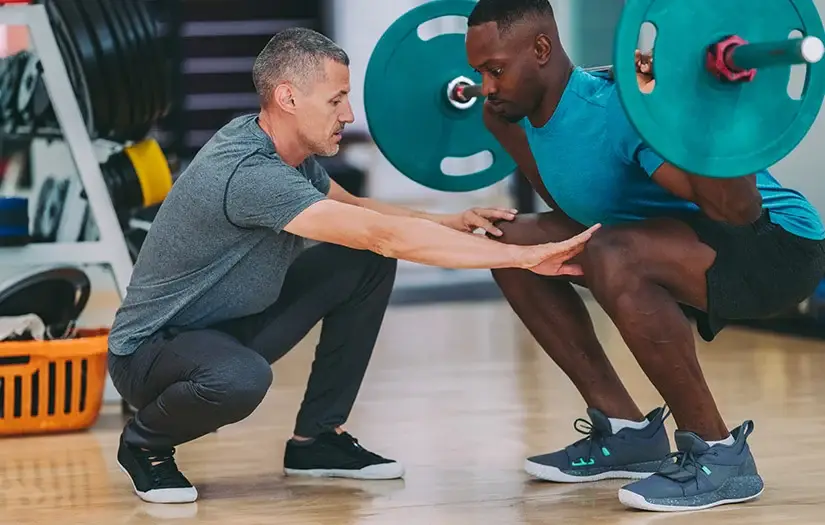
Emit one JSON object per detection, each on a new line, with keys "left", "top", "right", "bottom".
{"left": 224, "top": 151, "right": 331, "bottom": 232}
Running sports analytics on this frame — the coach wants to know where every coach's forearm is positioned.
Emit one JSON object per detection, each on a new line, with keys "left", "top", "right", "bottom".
{"left": 354, "top": 196, "right": 440, "bottom": 223}
{"left": 372, "top": 216, "right": 525, "bottom": 269}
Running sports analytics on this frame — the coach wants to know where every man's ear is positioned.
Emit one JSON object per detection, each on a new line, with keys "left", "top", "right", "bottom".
{"left": 535, "top": 34, "right": 552, "bottom": 66}
{"left": 273, "top": 83, "right": 298, "bottom": 114}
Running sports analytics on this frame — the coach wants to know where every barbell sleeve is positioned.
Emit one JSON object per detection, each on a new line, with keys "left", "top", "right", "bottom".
{"left": 452, "top": 83, "right": 484, "bottom": 102}
{"left": 728, "top": 36, "right": 825, "bottom": 70}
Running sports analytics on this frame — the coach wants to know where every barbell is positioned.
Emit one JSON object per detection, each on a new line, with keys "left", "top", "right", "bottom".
{"left": 364, "top": 0, "right": 825, "bottom": 192}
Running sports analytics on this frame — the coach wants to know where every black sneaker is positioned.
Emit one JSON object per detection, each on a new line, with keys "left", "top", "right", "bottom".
{"left": 117, "top": 434, "right": 198, "bottom": 503}
{"left": 283, "top": 431, "right": 404, "bottom": 480}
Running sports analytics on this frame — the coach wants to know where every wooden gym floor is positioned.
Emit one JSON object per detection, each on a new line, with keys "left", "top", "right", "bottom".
{"left": 2, "top": 294, "right": 824, "bottom": 524}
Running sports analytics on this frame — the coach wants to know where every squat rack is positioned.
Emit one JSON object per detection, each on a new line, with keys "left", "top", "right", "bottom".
{"left": 2, "top": 3, "right": 136, "bottom": 402}
{"left": 0, "top": 3, "right": 134, "bottom": 298}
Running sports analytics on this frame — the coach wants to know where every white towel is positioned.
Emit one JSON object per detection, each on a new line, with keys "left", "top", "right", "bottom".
{"left": 0, "top": 314, "right": 47, "bottom": 341}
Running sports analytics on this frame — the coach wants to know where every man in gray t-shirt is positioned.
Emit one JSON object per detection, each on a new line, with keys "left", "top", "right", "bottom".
{"left": 110, "top": 27, "right": 597, "bottom": 504}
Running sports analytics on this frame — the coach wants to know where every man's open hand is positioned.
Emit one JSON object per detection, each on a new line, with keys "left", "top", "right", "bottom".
{"left": 522, "top": 224, "right": 602, "bottom": 277}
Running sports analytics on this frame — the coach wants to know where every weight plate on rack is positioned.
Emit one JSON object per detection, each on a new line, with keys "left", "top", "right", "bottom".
{"left": 118, "top": 0, "right": 162, "bottom": 130}
{"left": 72, "top": 0, "right": 130, "bottom": 139}
{"left": 132, "top": 0, "right": 172, "bottom": 121}
{"left": 90, "top": 0, "right": 141, "bottom": 138}
{"left": 39, "top": 0, "right": 94, "bottom": 134}
{"left": 102, "top": 0, "right": 152, "bottom": 137}
{"left": 50, "top": 0, "right": 111, "bottom": 138}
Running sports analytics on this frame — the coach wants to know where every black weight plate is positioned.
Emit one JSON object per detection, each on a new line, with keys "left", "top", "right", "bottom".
{"left": 39, "top": 0, "right": 94, "bottom": 133}
{"left": 0, "top": 54, "right": 21, "bottom": 126}
{"left": 132, "top": 0, "right": 171, "bottom": 121}
{"left": 117, "top": 0, "right": 161, "bottom": 128}
{"left": 52, "top": 0, "right": 111, "bottom": 138}
{"left": 73, "top": 0, "right": 129, "bottom": 139}
{"left": 0, "top": 266, "right": 91, "bottom": 334}
{"left": 120, "top": 0, "right": 163, "bottom": 135}
{"left": 32, "top": 177, "right": 67, "bottom": 242}
{"left": 101, "top": 0, "right": 152, "bottom": 137}
{"left": 90, "top": 0, "right": 141, "bottom": 138}
{"left": 16, "top": 52, "right": 40, "bottom": 119}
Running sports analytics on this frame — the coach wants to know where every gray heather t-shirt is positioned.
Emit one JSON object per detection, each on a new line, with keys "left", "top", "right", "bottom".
{"left": 107, "top": 114, "right": 330, "bottom": 356}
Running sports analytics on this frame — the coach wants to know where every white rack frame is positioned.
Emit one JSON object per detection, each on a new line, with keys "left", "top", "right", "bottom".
{"left": 3, "top": 4, "right": 136, "bottom": 403}
{"left": 1, "top": 4, "right": 134, "bottom": 298}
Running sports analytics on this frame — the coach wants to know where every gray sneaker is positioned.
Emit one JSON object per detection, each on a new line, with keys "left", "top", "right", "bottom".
{"left": 524, "top": 406, "right": 672, "bottom": 483}
{"left": 618, "top": 420, "right": 764, "bottom": 512}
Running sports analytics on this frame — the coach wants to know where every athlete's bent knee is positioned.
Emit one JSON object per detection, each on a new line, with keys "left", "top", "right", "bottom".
{"left": 582, "top": 231, "right": 643, "bottom": 297}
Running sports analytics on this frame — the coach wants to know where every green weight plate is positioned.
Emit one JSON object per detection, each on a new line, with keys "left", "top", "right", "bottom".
{"left": 614, "top": 0, "right": 825, "bottom": 178}
{"left": 364, "top": 0, "right": 516, "bottom": 192}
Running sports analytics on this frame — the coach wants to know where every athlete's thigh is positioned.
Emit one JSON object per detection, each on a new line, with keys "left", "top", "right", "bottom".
{"left": 592, "top": 217, "right": 717, "bottom": 311}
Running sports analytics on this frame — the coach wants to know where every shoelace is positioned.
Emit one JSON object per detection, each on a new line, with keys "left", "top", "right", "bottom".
{"left": 568, "top": 404, "right": 673, "bottom": 463}
{"left": 136, "top": 449, "right": 188, "bottom": 488}
{"left": 335, "top": 432, "right": 386, "bottom": 461}
{"left": 654, "top": 449, "right": 709, "bottom": 492}
{"left": 569, "top": 417, "right": 607, "bottom": 463}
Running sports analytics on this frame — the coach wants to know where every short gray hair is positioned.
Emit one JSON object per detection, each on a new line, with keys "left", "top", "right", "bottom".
{"left": 253, "top": 27, "right": 350, "bottom": 105}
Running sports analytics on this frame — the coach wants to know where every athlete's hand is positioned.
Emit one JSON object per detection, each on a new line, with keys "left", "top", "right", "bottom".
{"left": 636, "top": 50, "right": 655, "bottom": 93}
{"left": 436, "top": 207, "right": 519, "bottom": 236}
{"left": 518, "top": 224, "right": 601, "bottom": 277}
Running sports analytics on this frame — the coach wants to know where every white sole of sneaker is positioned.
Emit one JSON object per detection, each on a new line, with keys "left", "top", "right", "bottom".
{"left": 284, "top": 461, "right": 405, "bottom": 480}
{"left": 617, "top": 487, "right": 764, "bottom": 512}
{"left": 524, "top": 460, "right": 654, "bottom": 483}
{"left": 117, "top": 461, "right": 199, "bottom": 504}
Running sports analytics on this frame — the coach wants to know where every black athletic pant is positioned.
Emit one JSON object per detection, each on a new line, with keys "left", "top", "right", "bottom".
{"left": 108, "top": 244, "right": 397, "bottom": 450}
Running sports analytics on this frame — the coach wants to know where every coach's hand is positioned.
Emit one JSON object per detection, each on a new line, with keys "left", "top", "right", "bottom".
{"left": 436, "top": 207, "right": 519, "bottom": 236}
{"left": 522, "top": 224, "right": 601, "bottom": 277}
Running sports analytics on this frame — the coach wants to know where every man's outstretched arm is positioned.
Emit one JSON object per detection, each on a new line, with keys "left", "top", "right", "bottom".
{"left": 283, "top": 198, "right": 599, "bottom": 276}
{"left": 326, "top": 178, "right": 518, "bottom": 237}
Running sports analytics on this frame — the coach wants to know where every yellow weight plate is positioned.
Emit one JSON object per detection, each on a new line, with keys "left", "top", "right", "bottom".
{"left": 123, "top": 138, "right": 172, "bottom": 207}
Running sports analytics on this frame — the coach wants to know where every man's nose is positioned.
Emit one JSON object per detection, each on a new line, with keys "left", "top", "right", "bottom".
{"left": 341, "top": 101, "right": 355, "bottom": 124}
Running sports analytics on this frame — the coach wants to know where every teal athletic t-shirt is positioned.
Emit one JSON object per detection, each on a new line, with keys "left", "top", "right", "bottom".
{"left": 519, "top": 67, "right": 825, "bottom": 241}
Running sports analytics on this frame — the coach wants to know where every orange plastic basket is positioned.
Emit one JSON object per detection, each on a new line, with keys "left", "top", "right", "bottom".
{"left": 0, "top": 330, "right": 109, "bottom": 436}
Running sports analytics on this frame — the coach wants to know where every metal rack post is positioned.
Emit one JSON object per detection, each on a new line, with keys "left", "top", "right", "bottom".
{"left": 0, "top": 4, "right": 134, "bottom": 298}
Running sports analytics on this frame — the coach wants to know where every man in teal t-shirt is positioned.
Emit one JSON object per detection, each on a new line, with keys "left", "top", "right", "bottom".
{"left": 466, "top": 0, "right": 825, "bottom": 513}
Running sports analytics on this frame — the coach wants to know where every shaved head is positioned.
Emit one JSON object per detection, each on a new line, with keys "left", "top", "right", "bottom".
{"left": 467, "top": 0, "right": 555, "bottom": 34}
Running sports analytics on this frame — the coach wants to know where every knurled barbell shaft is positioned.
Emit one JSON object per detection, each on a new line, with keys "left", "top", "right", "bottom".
{"left": 728, "top": 36, "right": 825, "bottom": 70}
